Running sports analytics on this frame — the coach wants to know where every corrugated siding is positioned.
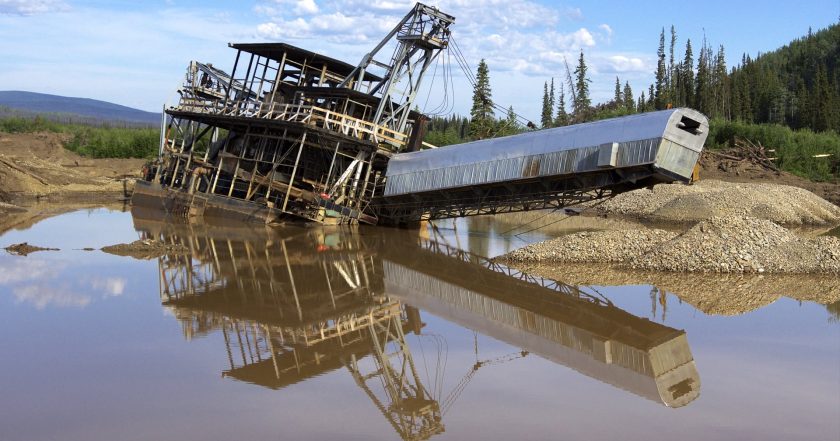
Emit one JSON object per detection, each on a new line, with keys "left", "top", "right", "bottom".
{"left": 654, "top": 140, "right": 701, "bottom": 180}
{"left": 384, "top": 137, "right": 661, "bottom": 196}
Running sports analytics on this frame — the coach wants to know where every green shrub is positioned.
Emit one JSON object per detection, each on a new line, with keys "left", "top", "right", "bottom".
{"left": 0, "top": 115, "right": 158, "bottom": 159}
{"left": 0, "top": 115, "right": 63, "bottom": 133}
{"left": 707, "top": 119, "right": 840, "bottom": 181}
{"left": 65, "top": 126, "right": 159, "bottom": 158}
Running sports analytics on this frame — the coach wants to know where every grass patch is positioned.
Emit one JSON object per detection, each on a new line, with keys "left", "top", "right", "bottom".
{"left": 0, "top": 115, "right": 158, "bottom": 159}
{"left": 707, "top": 119, "right": 839, "bottom": 182}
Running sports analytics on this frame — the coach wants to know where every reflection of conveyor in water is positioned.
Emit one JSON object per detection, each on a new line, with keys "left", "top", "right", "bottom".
{"left": 140, "top": 218, "right": 700, "bottom": 440}
{"left": 380, "top": 233, "right": 701, "bottom": 408}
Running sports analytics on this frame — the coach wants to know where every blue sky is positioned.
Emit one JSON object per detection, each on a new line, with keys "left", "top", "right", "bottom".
{"left": 0, "top": 0, "right": 836, "bottom": 120}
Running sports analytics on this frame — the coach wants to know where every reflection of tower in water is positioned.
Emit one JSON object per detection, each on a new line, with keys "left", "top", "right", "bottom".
{"left": 142, "top": 218, "right": 701, "bottom": 440}
{"left": 150, "top": 222, "right": 444, "bottom": 440}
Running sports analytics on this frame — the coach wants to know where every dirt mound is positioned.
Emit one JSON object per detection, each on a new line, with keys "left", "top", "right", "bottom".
{"left": 510, "top": 262, "right": 840, "bottom": 316}
{"left": 498, "top": 215, "right": 840, "bottom": 274}
{"left": 594, "top": 180, "right": 840, "bottom": 225}
{"left": 101, "top": 239, "right": 189, "bottom": 260}
{"left": 4, "top": 242, "right": 59, "bottom": 256}
{"left": 0, "top": 133, "right": 143, "bottom": 199}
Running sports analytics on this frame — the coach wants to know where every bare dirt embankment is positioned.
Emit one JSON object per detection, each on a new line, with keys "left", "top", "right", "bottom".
{"left": 0, "top": 132, "right": 144, "bottom": 234}
{"left": 0, "top": 132, "right": 142, "bottom": 199}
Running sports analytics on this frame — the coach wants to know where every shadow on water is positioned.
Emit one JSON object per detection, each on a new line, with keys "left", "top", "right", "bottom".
{"left": 133, "top": 211, "right": 701, "bottom": 441}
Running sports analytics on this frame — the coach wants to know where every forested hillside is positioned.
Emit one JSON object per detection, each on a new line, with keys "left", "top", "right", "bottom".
{"left": 729, "top": 25, "right": 839, "bottom": 132}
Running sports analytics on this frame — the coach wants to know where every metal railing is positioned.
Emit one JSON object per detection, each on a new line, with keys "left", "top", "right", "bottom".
{"left": 173, "top": 100, "right": 410, "bottom": 151}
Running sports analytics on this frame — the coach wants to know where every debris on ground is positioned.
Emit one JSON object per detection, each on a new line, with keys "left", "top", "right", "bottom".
{"left": 101, "top": 239, "right": 190, "bottom": 260}
{"left": 590, "top": 179, "right": 840, "bottom": 225}
{"left": 699, "top": 144, "right": 840, "bottom": 206}
{"left": 705, "top": 137, "right": 780, "bottom": 174}
{"left": 4, "top": 242, "right": 59, "bottom": 256}
{"left": 498, "top": 215, "right": 840, "bottom": 274}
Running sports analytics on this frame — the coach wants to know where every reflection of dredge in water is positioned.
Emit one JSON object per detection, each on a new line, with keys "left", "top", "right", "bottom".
{"left": 152, "top": 223, "right": 444, "bottom": 440}
{"left": 143, "top": 221, "right": 700, "bottom": 439}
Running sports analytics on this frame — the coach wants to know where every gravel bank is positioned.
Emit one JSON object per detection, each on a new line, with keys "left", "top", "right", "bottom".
{"left": 498, "top": 215, "right": 840, "bottom": 274}
{"left": 593, "top": 180, "right": 840, "bottom": 225}
{"left": 501, "top": 229, "right": 677, "bottom": 263}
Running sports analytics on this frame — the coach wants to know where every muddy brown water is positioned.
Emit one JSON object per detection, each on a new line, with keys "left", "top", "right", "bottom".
{"left": 0, "top": 208, "right": 838, "bottom": 441}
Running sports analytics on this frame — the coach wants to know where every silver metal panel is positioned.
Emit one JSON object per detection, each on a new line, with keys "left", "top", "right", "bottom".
{"left": 384, "top": 108, "right": 709, "bottom": 196}
{"left": 598, "top": 142, "right": 619, "bottom": 167}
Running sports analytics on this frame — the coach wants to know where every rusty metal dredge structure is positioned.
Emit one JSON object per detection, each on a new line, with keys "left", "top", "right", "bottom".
{"left": 134, "top": 2, "right": 709, "bottom": 226}
{"left": 135, "top": 3, "right": 454, "bottom": 225}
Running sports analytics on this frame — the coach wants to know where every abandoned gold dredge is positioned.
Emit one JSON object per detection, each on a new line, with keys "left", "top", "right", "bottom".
{"left": 132, "top": 2, "right": 709, "bottom": 226}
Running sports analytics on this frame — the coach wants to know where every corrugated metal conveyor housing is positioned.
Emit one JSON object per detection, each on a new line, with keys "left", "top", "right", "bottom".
{"left": 374, "top": 108, "right": 708, "bottom": 223}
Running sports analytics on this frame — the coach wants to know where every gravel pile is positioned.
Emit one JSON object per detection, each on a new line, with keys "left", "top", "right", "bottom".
{"left": 498, "top": 215, "right": 840, "bottom": 274}
{"left": 593, "top": 180, "right": 840, "bottom": 225}
{"left": 502, "top": 229, "right": 676, "bottom": 263}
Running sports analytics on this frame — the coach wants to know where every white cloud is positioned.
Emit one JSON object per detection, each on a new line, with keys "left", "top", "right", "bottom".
{"left": 13, "top": 284, "right": 91, "bottom": 309}
{"left": 0, "top": 0, "right": 68, "bottom": 15}
{"left": 0, "top": 258, "right": 60, "bottom": 284}
{"left": 603, "top": 55, "right": 649, "bottom": 73}
{"left": 0, "top": 0, "right": 658, "bottom": 121}
{"left": 91, "top": 277, "right": 127, "bottom": 297}
{"left": 598, "top": 23, "right": 613, "bottom": 44}
{"left": 295, "top": 0, "right": 319, "bottom": 14}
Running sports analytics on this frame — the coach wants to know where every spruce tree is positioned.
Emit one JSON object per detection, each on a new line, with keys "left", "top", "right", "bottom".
{"left": 540, "top": 82, "right": 553, "bottom": 128}
{"left": 549, "top": 78, "right": 556, "bottom": 121}
{"left": 468, "top": 59, "right": 494, "bottom": 140}
{"left": 573, "top": 50, "right": 592, "bottom": 120}
{"left": 682, "top": 39, "right": 695, "bottom": 108}
{"left": 713, "top": 45, "right": 728, "bottom": 119}
{"left": 498, "top": 105, "right": 520, "bottom": 137}
{"left": 648, "top": 84, "right": 655, "bottom": 110}
{"left": 695, "top": 40, "right": 712, "bottom": 115}
{"left": 669, "top": 25, "right": 677, "bottom": 100}
{"left": 555, "top": 83, "right": 570, "bottom": 126}
{"left": 655, "top": 28, "right": 667, "bottom": 109}
{"left": 614, "top": 76, "right": 622, "bottom": 104}
{"left": 623, "top": 81, "right": 634, "bottom": 112}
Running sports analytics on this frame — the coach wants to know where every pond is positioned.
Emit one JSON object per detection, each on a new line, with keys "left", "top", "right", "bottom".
{"left": 0, "top": 207, "right": 837, "bottom": 441}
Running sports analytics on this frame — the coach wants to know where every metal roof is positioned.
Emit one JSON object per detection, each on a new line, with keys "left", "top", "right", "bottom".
{"left": 387, "top": 108, "right": 708, "bottom": 176}
{"left": 228, "top": 42, "right": 382, "bottom": 82}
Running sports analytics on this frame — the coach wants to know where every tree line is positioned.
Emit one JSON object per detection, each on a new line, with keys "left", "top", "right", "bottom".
{"left": 424, "top": 22, "right": 839, "bottom": 180}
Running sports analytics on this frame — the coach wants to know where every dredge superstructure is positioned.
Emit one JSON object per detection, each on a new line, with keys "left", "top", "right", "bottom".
{"left": 135, "top": 3, "right": 454, "bottom": 225}
{"left": 134, "top": 2, "right": 708, "bottom": 226}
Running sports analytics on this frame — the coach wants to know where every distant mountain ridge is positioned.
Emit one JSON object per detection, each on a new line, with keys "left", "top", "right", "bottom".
{"left": 0, "top": 91, "right": 161, "bottom": 125}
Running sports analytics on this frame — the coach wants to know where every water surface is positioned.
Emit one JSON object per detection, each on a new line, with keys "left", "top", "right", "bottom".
{"left": 0, "top": 208, "right": 837, "bottom": 441}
